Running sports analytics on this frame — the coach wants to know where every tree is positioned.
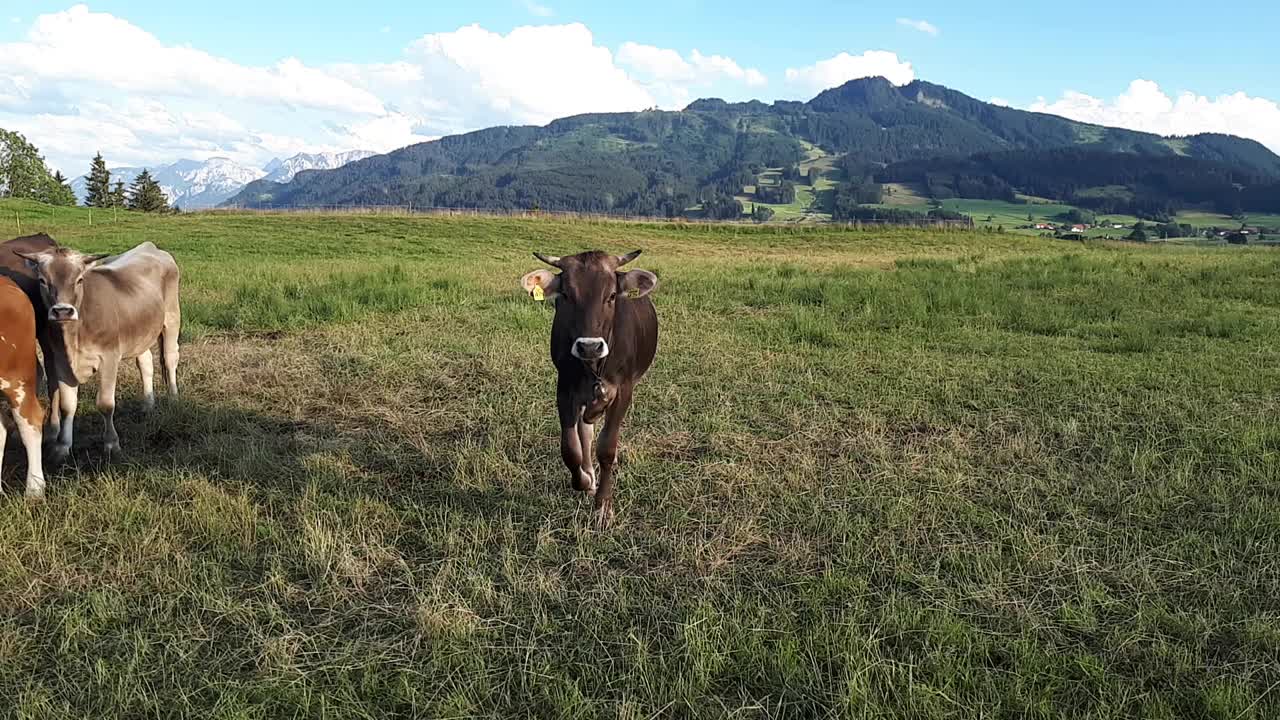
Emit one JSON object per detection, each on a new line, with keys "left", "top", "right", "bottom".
{"left": 0, "top": 128, "right": 77, "bottom": 206}
{"left": 85, "top": 152, "right": 113, "bottom": 208}
{"left": 127, "top": 170, "right": 169, "bottom": 213}
{"left": 46, "top": 170, "right": 76, "bottom": 207}
{"left": 110, "top": 180, "right": 127, "bottom": 208}
{"left": 752, "top": 205, "right": 774, "bottom": 223}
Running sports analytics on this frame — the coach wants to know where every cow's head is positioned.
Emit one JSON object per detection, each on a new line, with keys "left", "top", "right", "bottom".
{"left": 521, "top": 250, "right": 657, "bottom": 361}
{"left": 14, "top": 247, "right": 110, "bottom": 322}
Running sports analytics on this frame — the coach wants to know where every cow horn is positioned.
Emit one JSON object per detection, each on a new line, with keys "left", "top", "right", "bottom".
{"left": 533, "top": 252, "right": 561, "bottom": 268}
{"left": 617, "top": 249, "right": 642, "bottom": 266}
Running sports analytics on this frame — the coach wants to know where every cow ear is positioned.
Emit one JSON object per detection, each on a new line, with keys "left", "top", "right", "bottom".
{"left": 618, "top": 269, "right": 657, "bottom": 299}
{"left": 521, "top": 269, "right": 560, "bottom": 300}
{"left": 13, "top": 250, "right": 48, "bottom": 271}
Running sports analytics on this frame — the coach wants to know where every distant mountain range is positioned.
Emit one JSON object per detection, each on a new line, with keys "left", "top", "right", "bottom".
{"left": 223, "top": 76, "right": 1280, "bottom": 220}
{"left": 72, "top": 150, "right": 374, "bottom": 209}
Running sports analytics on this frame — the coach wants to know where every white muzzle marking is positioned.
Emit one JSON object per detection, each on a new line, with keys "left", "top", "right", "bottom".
{"left": 571, "top": 337, "right": 609, "bottom": 360}
{"left": 50, "top": 303, "right": 78, "bottom": 321}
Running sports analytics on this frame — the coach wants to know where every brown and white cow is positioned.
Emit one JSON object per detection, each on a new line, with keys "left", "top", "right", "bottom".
{"left": 16, "top": 242, "right": 180, "bottom": 460}
{"left": 0, "top": 277, "right": 45, "bottom": 497}
{"left": 521, "top": 250, "right": 658, "bottom": 527}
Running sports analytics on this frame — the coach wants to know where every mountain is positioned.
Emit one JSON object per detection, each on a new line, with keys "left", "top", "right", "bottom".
{"left": 224, "top": 77, "right": 1280, "bottom": 217}
{"left": 73, "top": 151, "right": 374, "bottom": 209}
{"left": 71, "top": 157, "right": 264, "bottom": 209}
{"left": 261, "top": 150, "right": 376, "bottom": 183}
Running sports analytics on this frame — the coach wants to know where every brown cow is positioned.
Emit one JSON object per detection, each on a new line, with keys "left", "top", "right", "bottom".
{"left": 0, "top": 277, "right": 45, "bottom": 497}
{"left": 16, "top": 242, "right": 180, "bottom": 460}
{"left": 521, "top": 250, "right": 658, "bottom": 527}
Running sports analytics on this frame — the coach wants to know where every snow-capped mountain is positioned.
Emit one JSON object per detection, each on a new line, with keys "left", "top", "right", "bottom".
{"left": 71, "top": 157, "right": 264, "bottom": 209}
{"left": 261, "top": 150, "right": 376, "bottom": 183}
{"left": 72, "top": 151, "right": 375, "bottom": 209}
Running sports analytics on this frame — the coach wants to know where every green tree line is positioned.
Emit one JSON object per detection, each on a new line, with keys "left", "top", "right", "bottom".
{"left": 1, "top": 128, "right": 172, "bottom": 213}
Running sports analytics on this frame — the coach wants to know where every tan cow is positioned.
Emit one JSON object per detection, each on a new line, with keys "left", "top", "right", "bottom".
{"left": 0, "top": 277, "right": 45, "bottom": 497}
{"left": 16, "top": 242, "right": 180, "bottom": 459}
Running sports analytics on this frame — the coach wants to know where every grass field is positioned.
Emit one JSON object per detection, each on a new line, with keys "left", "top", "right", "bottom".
{"left": 1177, "top": 211, "right": 1280, "bottom": 230}
{"left": 1, "top": 198, "right": 1279, "bottom": 718}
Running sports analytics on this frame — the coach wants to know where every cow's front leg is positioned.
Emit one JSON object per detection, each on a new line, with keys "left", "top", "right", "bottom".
{"left": 38, "top": 335, "right": 61, "bottom": 444}
{"left": 593, "top": 384, "right": 634, "bottom": 529}
{"left": 96, "top": 356, "right": 122, "bottom": 457}
{"left": 52, "top": 380, "right": 78, "bottom": 464}
{"left": 556, "top": 384, "right": 592, "bottom": 492}
{"left": 576, "top": 420, "right": 596, "bottom": 494}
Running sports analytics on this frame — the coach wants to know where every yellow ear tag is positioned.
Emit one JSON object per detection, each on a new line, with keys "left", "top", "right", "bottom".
{"left": 532, "top": 284, "right": 545, "bottom": 301}
{"left": 625, "top": 287, "right": 641, "bottom": 299}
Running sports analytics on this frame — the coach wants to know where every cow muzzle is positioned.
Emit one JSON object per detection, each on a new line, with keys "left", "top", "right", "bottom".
{"left": 49, "top": 304, "right": 79, "bottom": 322}
{"left": 571, "top": 337, "right": 609, "bottom": 360}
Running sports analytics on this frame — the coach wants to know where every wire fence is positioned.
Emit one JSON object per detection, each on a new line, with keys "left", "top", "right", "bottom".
{"left": 204, "top": 203, "right": 980, "bottom": 230}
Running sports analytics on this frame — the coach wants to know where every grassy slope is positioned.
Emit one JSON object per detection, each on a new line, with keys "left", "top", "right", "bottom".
{"left": 735, "top": 142, "right": 836, "bottom": 222}
{"left": 2, "top": 198, "right": 1279, "bottom": 718}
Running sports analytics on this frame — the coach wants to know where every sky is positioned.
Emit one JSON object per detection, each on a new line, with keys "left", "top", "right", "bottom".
{"left": 3, "top": 1, "right": 1279, "bottom": 175}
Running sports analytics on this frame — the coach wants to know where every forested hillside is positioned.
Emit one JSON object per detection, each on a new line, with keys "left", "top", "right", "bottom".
{"left": 226, "top": 77, "right": 1280, "bottom": 219}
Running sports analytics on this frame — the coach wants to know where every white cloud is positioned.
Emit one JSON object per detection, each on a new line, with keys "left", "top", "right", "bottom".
{"left": 784, "top": 50, "right": 915, "bottom": 96}
{"left": 616, "top": 42, "right": 766, "bottom": 109}
{"left": 897, "top": 18, "right": 939, "bottom": 36}
{"left": 989, "top": 97, "right": 1011, "bottom": 107}
{"left": 689, "top": 50, "right": 767, "bottom": 87}
{"left": 617, "top": 43, "right": 691, "bottom": 82}
{"left": 406, "top": 24, "right": 652, "bottom": 127}
{"left": 2, "top": 5, "right": 384, "bottom": 114}
{"left": 520, "top": 0, "right": 554, "bottom": 17}
{"left": 1, "top": 9, "right": 657, "bottom": 173}
{"left": 1029, "top": 79, "right": 1280, "bottom": 154}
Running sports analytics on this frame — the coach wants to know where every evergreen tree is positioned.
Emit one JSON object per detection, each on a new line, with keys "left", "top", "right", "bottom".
{"left": 46, "top": 170, "right": 76, "bottom": 207}
{"left": 85, "top": 152, "right": 113, "bottom": 207}
{"left": 127, "top": 170, "right": 169, "bottom": 213}
{"left": 110, "top": 180, "right": 127, "bottom": 208}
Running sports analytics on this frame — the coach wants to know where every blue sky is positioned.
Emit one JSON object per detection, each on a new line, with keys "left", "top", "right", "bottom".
{"left": 4, "top": 1, "right": 1279, "bottom": 174}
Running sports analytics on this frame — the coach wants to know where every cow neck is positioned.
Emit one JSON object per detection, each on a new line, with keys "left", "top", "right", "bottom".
{"left": 48, "top": 318, "right": 90, "bottom": 383}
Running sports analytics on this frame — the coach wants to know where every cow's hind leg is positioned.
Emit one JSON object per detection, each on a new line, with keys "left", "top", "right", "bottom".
{"left": 593, "top": 385, "right": 634, "bottom": 529}
{"left": 96, "top": 356, "right": 122, "bottom": 457}
{"left": 137, "top": 349, "right": 155, "bottom": 411}
{"left": 160, "top": 316, "right": 179, "bottom": 398}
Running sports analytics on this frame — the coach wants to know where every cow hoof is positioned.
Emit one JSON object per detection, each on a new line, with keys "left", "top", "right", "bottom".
{"left": 142, "top": 396, "right": 156, "bottom": 412}
{"left": 104, "top": 442, "right": 122, "bottom": 459}
{"left": 593, "top": 503, "right": 614, "bottom": 530}
{"left": 50, "top": 445, "right": 70, "bottom": 465}
{"left": 570, "top": 469, "right": 596, "bottom": 493}
{"left": 24, "top": 487, "right": 45, "bottom": 501}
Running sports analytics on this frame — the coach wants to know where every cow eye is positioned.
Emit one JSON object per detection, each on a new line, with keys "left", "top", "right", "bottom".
{"left": 608, "top": 291, "right": 617, "bottom": 303}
